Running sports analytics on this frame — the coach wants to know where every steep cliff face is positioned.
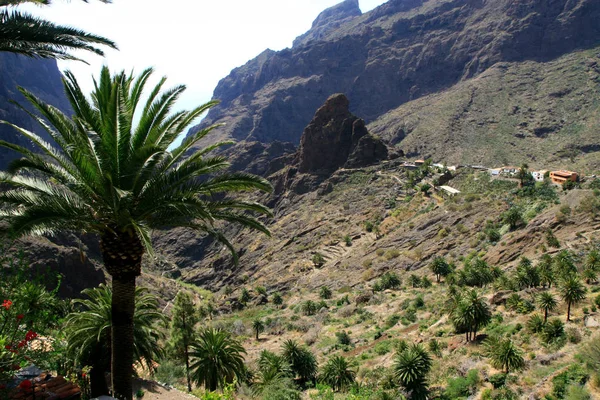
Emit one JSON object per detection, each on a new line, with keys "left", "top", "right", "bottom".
{"left": 0, "top": 54, "right": 71, "bottom": 170}
{"left": 188, "top": 0, "right": 600, "bottom": 166}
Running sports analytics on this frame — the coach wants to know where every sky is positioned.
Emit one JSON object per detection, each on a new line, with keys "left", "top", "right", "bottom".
{"left": 23, "top": 0, "right": 388, "bottom": 112}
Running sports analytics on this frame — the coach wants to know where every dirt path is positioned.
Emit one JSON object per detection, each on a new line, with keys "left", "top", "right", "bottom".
{"left": 133, "top": 379, "right": 196, "bottom": 400}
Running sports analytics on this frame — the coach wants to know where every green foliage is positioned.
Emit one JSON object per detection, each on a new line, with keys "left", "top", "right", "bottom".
{"left": 252, "top": 319, "right": 265, "bottom": 340}
{"left": 168, "top": 291, "right": 199, "bottom": 391}
{"left": 488, "top": 373, "right": 507, "bottom": 389}
{"left": 335, "top": 331, "right": 352, "bottom": 346}
{"left": 537, "top": 292, "right": 558, "bottom": 322}
{"left": 429, "top": 256, "right": 453, "bottom": 282}
{"left": 255, "top": 286, "right": 267, "bottom": 296}
{"left": 408, "top": 274, "right": 422, "bottom": 288}
{"left": 273, "top": 292, "right": 284, "bottom": 306}
{"left": 240, "top": 288, "right": 251, "bottom": 305}
{"left": 153, "top": 360, "right": 186, "bottom": 386}
{"left": 449, "top": 289, "right": 492, "bottom": 341}
{"left": 319, "top": 286, "right": 332, "bottom": 300}
{"left": 565, "top": 384, "right": 592, "bottom": 400}
{"left": 319, "top": 355, "right": 356, "bottom": 392}
{"left": 260, "top": 378, "right": 302, "bottom": 400}
{"left": 428, "top": 340, "right": 442, "bottom": 357}
{"left": 302, "top": 300, "right": 318, "bottom": 316}
{"left": 541, "top": 318, "right": 566, "bottom": 345}
{"left": 526, "top": 314, "right": 545, "bottom": 334}
{"left": 190, "top": 328, "right": 247, "bottom": 392}
{"left": 547, "top": 230, "right": 561, "bottom": 248}
{"left": 443, "top": 369, "right": 480, "bottom": 399}
{"left": 551, "top": 365, "right": 588, "bottom": 399}
{"left": 312, "top": 253, "right": 326, "bottom": 268}
{"left": 281, "top": 340, "right": 318, "bottom": 384}
{"left": 344, "top": 235, "right": 353, "bottom": 246}
{"left": 393, "top": 343, "right": 432, "bottom": 400}
{"left": 483, "top": 337, "right": 524, "bottom": 373}
{"left": 502, "top": 207, "right": 524, "bottom": 230}
{"left": 385, "top": 314, "right": 401, "bottom": 329}
{"left": 559, "top": 276, "right": 587, "bottom": 321}
{"left": 579, "top": 335, "right": 600, "bottom": 372}
{"left": 375, "top": 272, "right": 402, "bottom": 291}
{"left": 457, "top": 257, "right": 497, "bottom": 288}
{"left": 65, "top": 284, "right": 165, "bottom": 375}
{"left": 481, "top": 388, "right": 518, "bottom": 400}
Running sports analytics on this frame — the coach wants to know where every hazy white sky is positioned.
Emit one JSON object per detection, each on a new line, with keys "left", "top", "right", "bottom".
{"left": 24, "top": 0, "right": 388, "bottom": 111}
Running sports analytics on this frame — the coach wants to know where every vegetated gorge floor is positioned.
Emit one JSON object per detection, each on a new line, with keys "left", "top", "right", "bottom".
{"left": 141, "top": 164, "right": 600, "bottom": 398}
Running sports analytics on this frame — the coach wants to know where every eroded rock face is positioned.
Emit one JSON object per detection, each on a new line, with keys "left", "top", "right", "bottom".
{"left": 293, "top": 0, "right": 362, "bottom": 48}
{"left": 296, "top": 93, "right": 387, "bottom": 174}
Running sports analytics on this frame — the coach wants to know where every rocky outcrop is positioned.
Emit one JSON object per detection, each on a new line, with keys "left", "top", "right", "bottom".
{"left": 293, "top": 0, "right": 361, "bottom": 48}
{"left": 186, "top": 0, "right": 600, "bottom": 167}
{"left": 296, "top": 93, "right": 387, "bottom": 174}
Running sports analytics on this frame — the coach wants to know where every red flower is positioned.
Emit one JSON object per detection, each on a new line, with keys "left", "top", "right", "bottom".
{"left": 17, "top": 340, "right": 27, "bottom": 349}
{"left": 4, "top": 345, "right": 11, "bottom": 350}
{"left": 25, "top": 331, "right": 37, "bottom": 341}
{"left": 2, "top": 300, "right": 12, "bottom": 310}
{"left": 16, "top": 314, "right": 24, "bottom": 320}
{"left": 81, "top": 373, "right": 86, "bottom": 378}
{"left": 19, "top": 380, "right": 32, "bottom": 391}
{"left": 12, "top": 364, "right": 20, "bottom": 371}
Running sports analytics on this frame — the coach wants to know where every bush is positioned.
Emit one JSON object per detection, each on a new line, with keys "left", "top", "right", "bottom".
{"left": 255, "top": 286, "right": 267, "bottom": 296}
{"left": 444, "top": 369, "right": 480, "bottom": 399}
{"left": 542, "top": 318, "right": 566, "bottom": 345}
{"left": 375, "top": 272, "right": 402, "bottom": 291}
{"left": 302, "top": 300, "right": 318, "bottom": 316}
{"left": 488, "top": 373, "right": 507, "bottom": 389}
{"left": 551, "top": 365, "right": 589, "bottom": 399}
{"left": 385, "top": 314, "right": 401, "bottom": 329}
{"left": 335, "top": 331, "right": 352, "bottom": 346}
{"left": 312, "top": 253, "right": 326, "bottom": 268}
{"left": 344, "top": 235, "right": 353, "bottom": 246}
{"left": 565, "top": 384, "right": 592, "bottom": 400}
{"left": 319, "top": 286, "right": 332, "bottom": 300}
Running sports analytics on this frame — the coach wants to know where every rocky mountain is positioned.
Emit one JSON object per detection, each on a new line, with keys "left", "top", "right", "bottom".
{"left": 188, "top": 0, "right": 600, "bottom": 169}
{"left": 0, "top": 54, "right": 71, "bottom": 171}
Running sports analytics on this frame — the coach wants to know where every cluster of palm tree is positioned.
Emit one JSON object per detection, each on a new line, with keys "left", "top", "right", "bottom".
{"left": 393, "top": 343, "right": 432, "bottom": 400}
{"left": 447, "top": 288, "right": 492, "bottom": 342}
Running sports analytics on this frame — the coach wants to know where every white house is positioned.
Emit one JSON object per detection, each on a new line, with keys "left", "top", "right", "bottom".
{"left": 489, "top": 168, "right": 501, "bottom": 176}
{"left": 532, "top": 170, "right": 548, "bottom": 182}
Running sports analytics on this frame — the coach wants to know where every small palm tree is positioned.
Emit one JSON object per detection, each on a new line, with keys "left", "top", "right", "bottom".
{"left": 484, "top": 337, "right": 525, "bottom": 373}
{"left": 393, "top": 343, "right": 432, "bottom": 400}
{"left": 0, "top": 67, "right": 272, "bottom": 399}
{"left": 0, "top": 0, "right": 117, "bottom": 61}
{"left": 65, "top": 285, "right": 165, "bottom": 397}
{"left": 449, "top": 289, "right": 491, "bottom": 341}
{"left": 252, "top": 318, "right": 265, "bottom": 341}
{"left": 537, "top": 292, "right": 557, "bottom": 323}
{"left": 429, "top": 256, "right": 452, "bottom": 283}
{"left": 559, "top": 276, "right": 587, "bottom": 321}
{"left": 320, "top": 355, "right": 356, "bottom": 392}
{"left": 526, "top": 314, "right": 545, "bottom": 334}
{"left": 190, "top": 328, "right": 247, "bottom": 392}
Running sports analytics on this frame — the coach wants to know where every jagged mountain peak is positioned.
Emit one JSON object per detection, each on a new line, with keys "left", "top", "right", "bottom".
{"left": 293, "top": 0, "right": 362, "bottom": 48}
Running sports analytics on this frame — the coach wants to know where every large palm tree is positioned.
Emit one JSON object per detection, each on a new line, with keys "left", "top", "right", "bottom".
{"left": 189, "top": 328, "right": 247, "bottom": 392}
{"left": 64, "top": 285, "right": 165, "bottom": 397}
{"left": 319, "top": 355, "right": 356, "bottom": 392}
{"left": 559, "top": 276, "right": 587, "bottom": 322}
{"left": 0, "top": 0, "right": 117, "bottom": 61}
{"left": 281, "top": 339, "right": 318, "bottom": 385}
{"left": 0, "top": 67, "right": 272, "bottom": 399}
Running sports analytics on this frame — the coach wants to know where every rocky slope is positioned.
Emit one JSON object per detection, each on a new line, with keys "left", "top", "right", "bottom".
{"left": 187, "top": 0, "right": 600, "bottom": 169}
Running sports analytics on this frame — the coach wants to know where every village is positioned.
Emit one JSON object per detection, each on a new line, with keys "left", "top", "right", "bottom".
{"left": 400, "top": 159, "right": 582, "bottom": 198}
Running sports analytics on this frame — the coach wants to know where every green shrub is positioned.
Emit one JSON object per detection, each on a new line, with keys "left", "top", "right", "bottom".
{"left": 344, "top": 235, "right": 353, "bottom": 246}
{"left": 552, "top": 365, "right": 589, "bottom": 399}
{"left": 335, "top": 331, "right": 352, "bottom": 346}
{"left": 542, "top": 318, "right": 566, "bottom": 345}
{"left": 488, "top": 373, "right": 507, "bottom": 389}
{"left": 312, "top": 252, "right": 326, "bottom": 267}
{"left": 385, "top": 314, "right": 401, "bottom": 329}
{"left": 319, "top": 286, "right": 332, "bottom": 300}
{"left": 255, "top": 286, "right": 267, "bottom": 296}
{"left": 565, "top": 384, "right": 592, "bottom": 400}
{"left": 444, "top": 369, "right": 480, "bottom": 398}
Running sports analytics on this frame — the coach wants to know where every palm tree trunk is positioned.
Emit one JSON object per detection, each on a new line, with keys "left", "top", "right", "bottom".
{"left": 111, "top": 275, "right": 136, "bottom": 400}
{"left": 185, "top": 343, "right": 191, "bottom": 392}
{"left": 567, "top": 301, "right": 571, "bottom": 322}
{"left": 101, "top": 229, "right": 144, "bottom": 400}
{"left": 544, "top": 308, "right": 548, "bottom": 323}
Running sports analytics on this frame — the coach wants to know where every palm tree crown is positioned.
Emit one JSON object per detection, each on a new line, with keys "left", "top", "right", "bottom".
{"left": 484, "top": 337, "right": 525, "bottom": 373}
{"left": 537, "top": 292, "right": 557, "bottom": 323}
{"left": 190, "top": 328, "right": 247, "bottom": 392}
{"left": 0, "top": 0, "right": 117, "bottom": 61}
{"left": 393, "top": 343, "right": 432, "bottom": 400}
{"left": 319, "top": 355, "right": 356, "bottom": 392}
{"left": 559, "top": 276, "right": 587, "bottom": 322}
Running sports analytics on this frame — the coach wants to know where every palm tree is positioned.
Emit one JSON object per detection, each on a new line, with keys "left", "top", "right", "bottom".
{"left": 0, "top": 0, "right": 117, "bottom": 61}
{"left": 319, "top": 355, "right": 356, "bottom": 392}
{"left": 583, "top": 250, "right": 600, "bottom": 284}
{"left": 559, "top": 276, "right": 587, "bottom": 321}
{"left": 537, "top": 292, "right": 557, "bottom": 323}
{"left": 65, "top": 285, "right": 165, "bottom": 397}
{"left": 484, "top": 337, "right": 525, "bottom": 373}
{"left": 0, "top": 67, "right": 272, "bottom": 399}
{"left": 429, "top": 256, "right": 452, "bottom": 283}
{"left": 189, "top": 328, "right": 247, "bottom": 392}
{"left": 538, "top": 254, "right": 555, "bottom": 288}
{"left": 252, "top": 318, "right": 265, "bottom": 341}
{"left": 281, "top": 339, "right": 317, "bottom": 385}
{"left": 449, "top": 289, "right": 491, "bottom": 341}
{"left": 393, "top": 343, "right": 432, "bottom": 400}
